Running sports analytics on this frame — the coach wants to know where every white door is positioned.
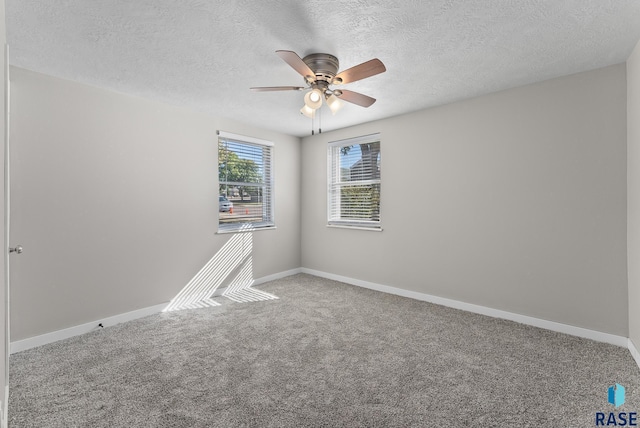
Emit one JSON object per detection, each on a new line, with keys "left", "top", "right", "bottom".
{"left": 2, "top": 43, "right": 12, "bottom": 428}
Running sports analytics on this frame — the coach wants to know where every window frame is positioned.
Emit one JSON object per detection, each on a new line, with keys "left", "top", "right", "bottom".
{"left": 327, "top": 133, "right": 382, "bottom": 231}
{"left": 217, "top": 131, "right": 275, "bottom": 233}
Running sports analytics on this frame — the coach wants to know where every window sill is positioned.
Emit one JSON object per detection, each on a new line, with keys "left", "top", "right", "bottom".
{"left": 327, "top": 224, "right": 383, "bottom": 232}
{"left": 216, "top": 225, "right": 277, "bottom": 234}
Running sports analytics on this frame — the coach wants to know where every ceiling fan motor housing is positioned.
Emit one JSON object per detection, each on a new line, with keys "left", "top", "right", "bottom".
{"left": 250, "top": 50, "right": 384, "bottom": 109}
{"left": 302, "top": 53, "right": 339, "bottom": 84}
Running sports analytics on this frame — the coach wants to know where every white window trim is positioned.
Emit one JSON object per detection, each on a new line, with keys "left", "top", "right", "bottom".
{"left": 327, "top": 224, "right": 383, "bottom": 232}
{"left": 217, "top": 131, "right": 275, "bottom": 233}
{"left": 327, "top": 133, "right": 382, "bottom": 231}
{"left": 218, "top": 130, "right": 274, "bottom": 147}
{"left": 327, "top": 133, "right": 380, "bottom": 148}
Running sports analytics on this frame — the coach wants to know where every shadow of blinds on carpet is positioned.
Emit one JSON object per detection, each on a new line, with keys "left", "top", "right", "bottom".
{"left": 164, "top": 228, "right": 277, "bottom": 312}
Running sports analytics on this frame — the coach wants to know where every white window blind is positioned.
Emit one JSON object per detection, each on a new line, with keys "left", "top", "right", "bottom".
{"left": 328, "top": 133, "right": 381, "bottom": 229}
{"left": 218, "top": 131, "right": 274, "bottom": 232}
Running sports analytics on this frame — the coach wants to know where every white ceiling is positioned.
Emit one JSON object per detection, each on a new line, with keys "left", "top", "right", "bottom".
{"left": 6, "top": 1, "right": 640, "bottom": 137}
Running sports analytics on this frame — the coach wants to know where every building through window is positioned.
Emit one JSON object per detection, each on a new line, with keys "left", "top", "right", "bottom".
{"left": 328, "top": 133, "right": 381, "bottom": 229}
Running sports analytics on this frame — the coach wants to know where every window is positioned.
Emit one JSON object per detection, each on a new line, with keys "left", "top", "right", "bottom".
{"left": 218, "top": 131, "right": 274, "bottom": 232}
{"left": 328, "top": 133, "right": 381, "bottom": 230}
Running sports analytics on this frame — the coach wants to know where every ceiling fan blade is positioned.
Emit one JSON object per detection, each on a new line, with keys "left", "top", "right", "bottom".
{"left": 276, "top": 50, "right": 315, "bottom": 81}
{"left": 333, "top": 58, "right": 386, "bottom": 84}
{"left": 250, "top": 86, "right": 305, "bottom": 92}
{"left": 335, "top": 90, "right": 376, "bottom": 108}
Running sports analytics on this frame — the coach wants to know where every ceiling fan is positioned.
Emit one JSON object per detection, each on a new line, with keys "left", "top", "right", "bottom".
{"left": 250, "top": 50, "right": 386, "bottom": 118}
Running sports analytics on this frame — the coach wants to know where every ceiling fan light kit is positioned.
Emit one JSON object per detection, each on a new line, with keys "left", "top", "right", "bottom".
{"left": 300, "top": 104, "right": 316, "bottom": 118}
{"left": 325, "top": 94, "right": 343, "bottom": 115}
{"left": 304, "top": 88, "right": 323, "bottom": 109}
{"left": 251, "top": 50, "right": 386, "bottom": 133}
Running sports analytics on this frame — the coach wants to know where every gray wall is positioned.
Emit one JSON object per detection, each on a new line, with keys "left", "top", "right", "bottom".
{"left": 628, "top": 41, "right": 640, "bottom": 349}
{"left": 8, "top": 61, "right": 632, "bottom": 342}
{"left": 301, "top": 64, "right": 628, "bottom": 336}
{"left": 9, "top": 67, "right": 301, "bottom": 341}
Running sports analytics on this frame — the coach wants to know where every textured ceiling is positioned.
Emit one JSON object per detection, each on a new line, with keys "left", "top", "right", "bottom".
{"left": 6, "top": 0, "right": 640, "bottom": 137}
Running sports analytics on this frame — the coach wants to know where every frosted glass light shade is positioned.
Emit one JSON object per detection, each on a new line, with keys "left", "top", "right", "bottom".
{"left": 326, "top": 94, "right": 343, "bottom": 115}
{"left": 304, "top": 89, "right": 323, "bottom": 109}
{"left": 300, "top": 104, "right": 315, "bottom": 118}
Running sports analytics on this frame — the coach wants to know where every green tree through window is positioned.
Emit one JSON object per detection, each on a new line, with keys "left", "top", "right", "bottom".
{"left": 218, "top": 132, "right": 274, "bottom": 231}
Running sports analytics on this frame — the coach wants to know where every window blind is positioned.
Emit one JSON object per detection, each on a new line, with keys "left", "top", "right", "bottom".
{"left": 328, "top": 133, "right": 381, "bottom": 229}
{"left": 218, "top": 132, "right": 274, "bottom": 231}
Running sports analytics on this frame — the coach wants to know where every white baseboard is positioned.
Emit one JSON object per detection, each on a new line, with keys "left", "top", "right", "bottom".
{"left": 10, "top": 302, "right": 169, "bottom": 354}
{"left": 11, "top": 267, "right": 635, "bottom": 368}
{"left": 210, "top": 268, "right": 302, "bottom": 297}
{"left": 300, "top": 268, "right": 629, "bottom": 348}
{"left": 10, "top": 268, "right": 304, "bottom": 354}
{"left": 628, "top": 339, "right": 640, "bottom": 370}
{"left": 252, "top": 268, "right": 303, "bottom": 286}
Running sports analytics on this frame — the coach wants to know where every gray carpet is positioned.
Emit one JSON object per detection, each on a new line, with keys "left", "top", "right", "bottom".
{"left": 8, "top": 273, "right": 640, "bottom": 427}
